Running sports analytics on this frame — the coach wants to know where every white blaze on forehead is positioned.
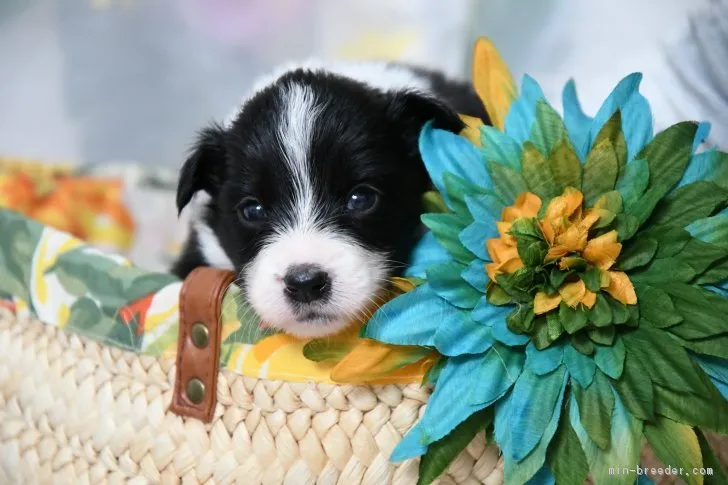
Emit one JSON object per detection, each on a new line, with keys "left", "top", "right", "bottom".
{"left": 276, "top": 82, "right": 322, "bottom": 232}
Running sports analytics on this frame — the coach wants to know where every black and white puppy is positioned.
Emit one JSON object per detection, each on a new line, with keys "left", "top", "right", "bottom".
{"left": 173, "top": 60, "right": 488, "bottom": 338}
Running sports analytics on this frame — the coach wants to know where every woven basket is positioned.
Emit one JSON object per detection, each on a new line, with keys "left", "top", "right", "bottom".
{"left": 0, "top": 311, "right": 503, "bottom": 485}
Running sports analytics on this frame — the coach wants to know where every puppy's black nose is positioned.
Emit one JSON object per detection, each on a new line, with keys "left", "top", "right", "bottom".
{"left": 283, "top": 264, "right": 331, "bottom": 303}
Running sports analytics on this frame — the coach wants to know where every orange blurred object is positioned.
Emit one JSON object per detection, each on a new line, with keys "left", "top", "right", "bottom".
{"left": 0, "top": 160, "right": 135, "bottom": 250}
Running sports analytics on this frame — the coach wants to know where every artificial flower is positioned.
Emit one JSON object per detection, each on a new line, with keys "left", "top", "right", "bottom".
{"left": 362, "top": 38, "right": 728, "bottom": 485}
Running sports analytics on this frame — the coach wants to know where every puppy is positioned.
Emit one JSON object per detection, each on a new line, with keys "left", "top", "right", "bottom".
{"left": 173, "top": 60, "right": 488, "bottom": 338}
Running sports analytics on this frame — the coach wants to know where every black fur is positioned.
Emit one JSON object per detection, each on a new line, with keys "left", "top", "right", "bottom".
{"left": 172, "top": 64, "right": 490, "bottom": 280}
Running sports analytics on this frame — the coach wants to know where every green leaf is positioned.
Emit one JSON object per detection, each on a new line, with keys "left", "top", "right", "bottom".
{"left": 559, "top": 302, "right": 588, "bottom": 334}
{"left": 644, "top": 417, "right": 704, "bottom": 485}
{"left": 617, "top": 158, "right": 650, "bottom": 213}
{"left": 606, "top": 296, "right": 630, "bottom": 324}
{"left": 506, "top": 304, "right": 535, "bottom": 334}
{"left": 422, "top": 191, "right": 449, "bottom": 214}
{"left": 612, "top": 213, "right": 641, "bottom": 241}
{"left": 581, "top": 267, "right": 602, "bottom": 292}
{"left": 546, "top": 312, "right": 564, "bottom": 341}
{"left": 629, "top": 258, "right": 697, "bottom": 284}
{"left": 640, "top": 121, "right": 699, "bottom": 196}
{"left": 421, "top": 213, "right": 472, "bottom": 264}
{"left": 648, "top": 181, "right": 728, "bottom": 230}
{"left": 696, "top": 429, "right": 728, "bottom": 485}
{"left": 496, "top": 268, "right": 537, "bottom": 303}
{"left": 593, "top": 337, "right": 625, "bottom": 379}
{"left": 653, "top": 382, "right": 728, "bottom": 435}
{"left": 660, "top": 283, "right": 728, "bottom": 340}
{"left": 522, "top": 141, "right": 560, "bottom": 201}
{"left": 571, "top": 332, "right": 595, "bottom": 355}
{"left": 417, "top": 408, "right": 493, "bottom": 485}
{"left": 617, "top": 238, "right": 658, "bottom": 271}
{"left": 573, "top": 371, "right": 614, "bottom": 450}
{"left": 549, "top": 137, "right": 582, "bottom": 190}
{"left": 687, "top": 211, "right": 728, "bottom": 250}
{"left": 675, "top": 238, "right": 728, "bottom": 277}
{"left": 510, "top": 217, "right": 548, "bottom": 266}
{"left": 487, "top": 161, "right": 529, "bottom": 205}
{"left": 422, "top": 357, "right": 446, "bottom": 386}
{"left": 486, "top": 283, "right": 513, "bottom": 306}
{"left": 531, "top": 99, "right": 567, "bottom": 156}
{"left": 634, "top": 284, "right": 683, "bottom": 328}
{"left": 647, "top": 226, "right": 693, "bottom": 258}
{"left": 593, "top": 110, "right": 628, "bottom": 173}
{"left": 532, "top": 316, "right": 554, "bottom": 350}
{"left": 588, "top": 326, "right": 615, "bottom": 345}
{"left": 610, "top": 351, "right": 655, "bottom": 420}
{"left": 695, "top": 256, "right": 728, "bottom": 285}
{"left": 547, "top": 398, "right": 589, "bottom": 485}
{"left": 589, "top": 294, "right": 613, "bottom": 327}
{"left": 623, "top": 327, "right": 713, "bottom": 398}
{"left": 629, "top": 183, "right": 673, "bottom": 227}
{"left": 549, "top": 268, "right": 571, "bottom": 289}
{"left": 442, "top": 173, "right": 473, "bottom": 215}
{"left": 582, "top": 141, "right": 620, "bottom": 204}
{"left": 677, "top": 333, "right": 728, "bottom": 359}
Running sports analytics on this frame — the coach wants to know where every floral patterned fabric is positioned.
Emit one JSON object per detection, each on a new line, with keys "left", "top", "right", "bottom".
{"left": 0, "top": 208, "right": 428, "bottom": 384}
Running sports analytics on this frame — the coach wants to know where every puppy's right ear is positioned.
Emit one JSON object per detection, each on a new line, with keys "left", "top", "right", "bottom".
{"left": 176, "top": 124, "right": 227, "bottom": 215}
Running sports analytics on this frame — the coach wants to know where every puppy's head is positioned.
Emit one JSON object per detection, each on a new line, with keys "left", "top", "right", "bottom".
{"left": 177, "top": 69, "right": 463, "bottom": 338}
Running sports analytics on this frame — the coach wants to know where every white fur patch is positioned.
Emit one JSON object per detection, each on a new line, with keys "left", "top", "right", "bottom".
{"left": 185, "top": 192, "right": 235, "bottom": 271}
{"left": 276, "top": 83, "right": 322, "bottom": 232}
{"left": 244, "top": 228, "right": 388, "bottom": 338}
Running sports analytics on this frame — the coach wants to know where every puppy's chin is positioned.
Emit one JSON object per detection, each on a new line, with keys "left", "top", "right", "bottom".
{"left": 243, "top": 227, "right": 389, "bottom": 339}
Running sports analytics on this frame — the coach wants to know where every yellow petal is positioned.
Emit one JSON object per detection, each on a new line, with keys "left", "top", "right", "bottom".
{"left": 583, "top": 230, "right": 622, "bottom": 270}
{"left": 559, "top": 280, "right": 587, "bottom": 308}
{"left": 546, "top": 245, "right": 569, "bottom": 262}
{"left": 581, "top": 290, "right": 597, "bottom": 309}
{"left": 544, "top": 187, "right": 583, "bottom": 223}
{"left": 540, "top": 220, "right": 556, "bottom": 245}
{"left": 459, "top": 114, "right": 484, "bottom": 147}
{"left": 535, "top": 292, "right": 562, "bottom": 315}
{"left": 486, "top": 262, "right": 499, "bottom": 282}
{"left": 502, "top": 192, "right": 542, "bottom": 222}
{"left": 487, "top": 238, "right": 518, "bottom": 264}
{"left": 579, "top": 209, "right": 602, "bottom": 231}
{"left": 471, "top": 37, "right": 517, "bottom": 131}
{"left": 556, "top": 224, "right": 589, "bottom": 252}
{"left": 605, "top": 271, "right": 637, "bottom": 305}
{"left": 497, "top": 221, "right": 515, "bottom": 245}
{"left": 498, "top": 257, "right": 524, "bottom": 275}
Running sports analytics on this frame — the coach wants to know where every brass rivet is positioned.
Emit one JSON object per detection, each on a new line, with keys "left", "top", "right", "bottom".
{"left": 186, "top": 378, "right": 205, "bottom": 404}
{"left": 190, "top": 322, "right": 209, "bottom": 348}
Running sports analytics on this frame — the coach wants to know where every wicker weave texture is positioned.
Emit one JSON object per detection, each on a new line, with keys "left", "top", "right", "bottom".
{"left": 0, "top": 311, "right": 503, "bottom": 485}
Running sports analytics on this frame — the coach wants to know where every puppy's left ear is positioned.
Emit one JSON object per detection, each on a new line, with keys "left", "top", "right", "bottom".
{"left": 386, "top": 90, "right": 464, "bottom": 135}
{"left": 176, "top": 123, "right": 227, "bottom": 215}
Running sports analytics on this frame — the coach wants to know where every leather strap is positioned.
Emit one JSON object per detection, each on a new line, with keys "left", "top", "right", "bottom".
{"left": 169, "top": 266, "right": 236, "bottom": 422}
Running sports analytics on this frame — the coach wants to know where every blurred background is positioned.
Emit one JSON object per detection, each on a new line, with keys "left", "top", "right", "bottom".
{"left": 1, "top": 0, "right": 726, "bottom": 166}
{"left": 0, "top": 0, "right": 726, "bottom": 269}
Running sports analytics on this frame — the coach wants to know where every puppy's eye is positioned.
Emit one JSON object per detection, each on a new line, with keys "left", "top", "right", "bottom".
{"left": 236, "top": 198, "right": 268, "bottom": 224}
{"left": 346, "top": 185, "right": 380, "bottom": 215}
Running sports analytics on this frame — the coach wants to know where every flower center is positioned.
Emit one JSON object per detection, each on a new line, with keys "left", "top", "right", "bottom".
{"left": 485, "top": 187, "right": 637, "bottom": 350}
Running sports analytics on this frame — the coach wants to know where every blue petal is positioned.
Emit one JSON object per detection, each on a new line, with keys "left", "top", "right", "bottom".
{"left": 427, "top": 262, "right": 482, "bottom": 309}
{"left": 526, "top": 341, "right": 565, "bottom": 376}
{"left": 419, "top": 355, "right": 491, "bottom": 444}
{"left": 468, "top": 342, "right": 524, "bottom": 406}
{"left": 472, "top": 296, "right": 511, "bottom": 325}
{"left": 504, "top": 366, "right": 567, "bottom": 461}
{"left": 419, "top": 122, "right": 492, "bottom": 201}
{"left": 637, "top": 475, "right": 657, "bottom": 485}
{"left": 562, "top": 79, "right": 593, "bottom": 162}
{"left": 620, "top": 92, "right": 653, "bottom": 161}
{"left": 464, "top": 193, "right": 504, "bottom": 222}
{"left": 459, "top": 222, "right": 495, "bottom": 261}
{"left": 679, "top": 148, "right": 725, "bottom": 189}
{"left": 502, "top": 375, "right": 567, "bottom": 484}
{"left": 692, "top": 121, "right": 712, "bottom": 153}
{"left": 389, "top": 421, "right": 427, "bottom": 461}
{"left": 364, "top": 284, "right": 452, "bottom": 346}
{"left": 480, "top": 126, "right": 523, "bottom": 171}
{"left": 563, "top": 344, "right": 597, "bottom": 387}
{"left": 694, "top": 355, "right": 728, "bottom": 398}
{"left": 505, "top": 75, "right": 546, "bottom": 144}
{"left": 461, "top": 259, "right": 488, "bottom": 293}
{"left": 526, "top": 466, "right": 556, "bottom": 485}
{"left": 594, "top": 338, "right": 625, "bottom": 379}
{"left": 708, "top": 285, "right": 728, "bottom": 298}
{"left": 434, "top": 314, "right": 494, "bottom": 356}
{"left": 588, "top": 73, "right": 643, "bottom": 151}
{"left": 404, "top": 231, "right": 453, "bottom": 279}
{"left": 493, "top": 317, "right": 531, "bottom": 346}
